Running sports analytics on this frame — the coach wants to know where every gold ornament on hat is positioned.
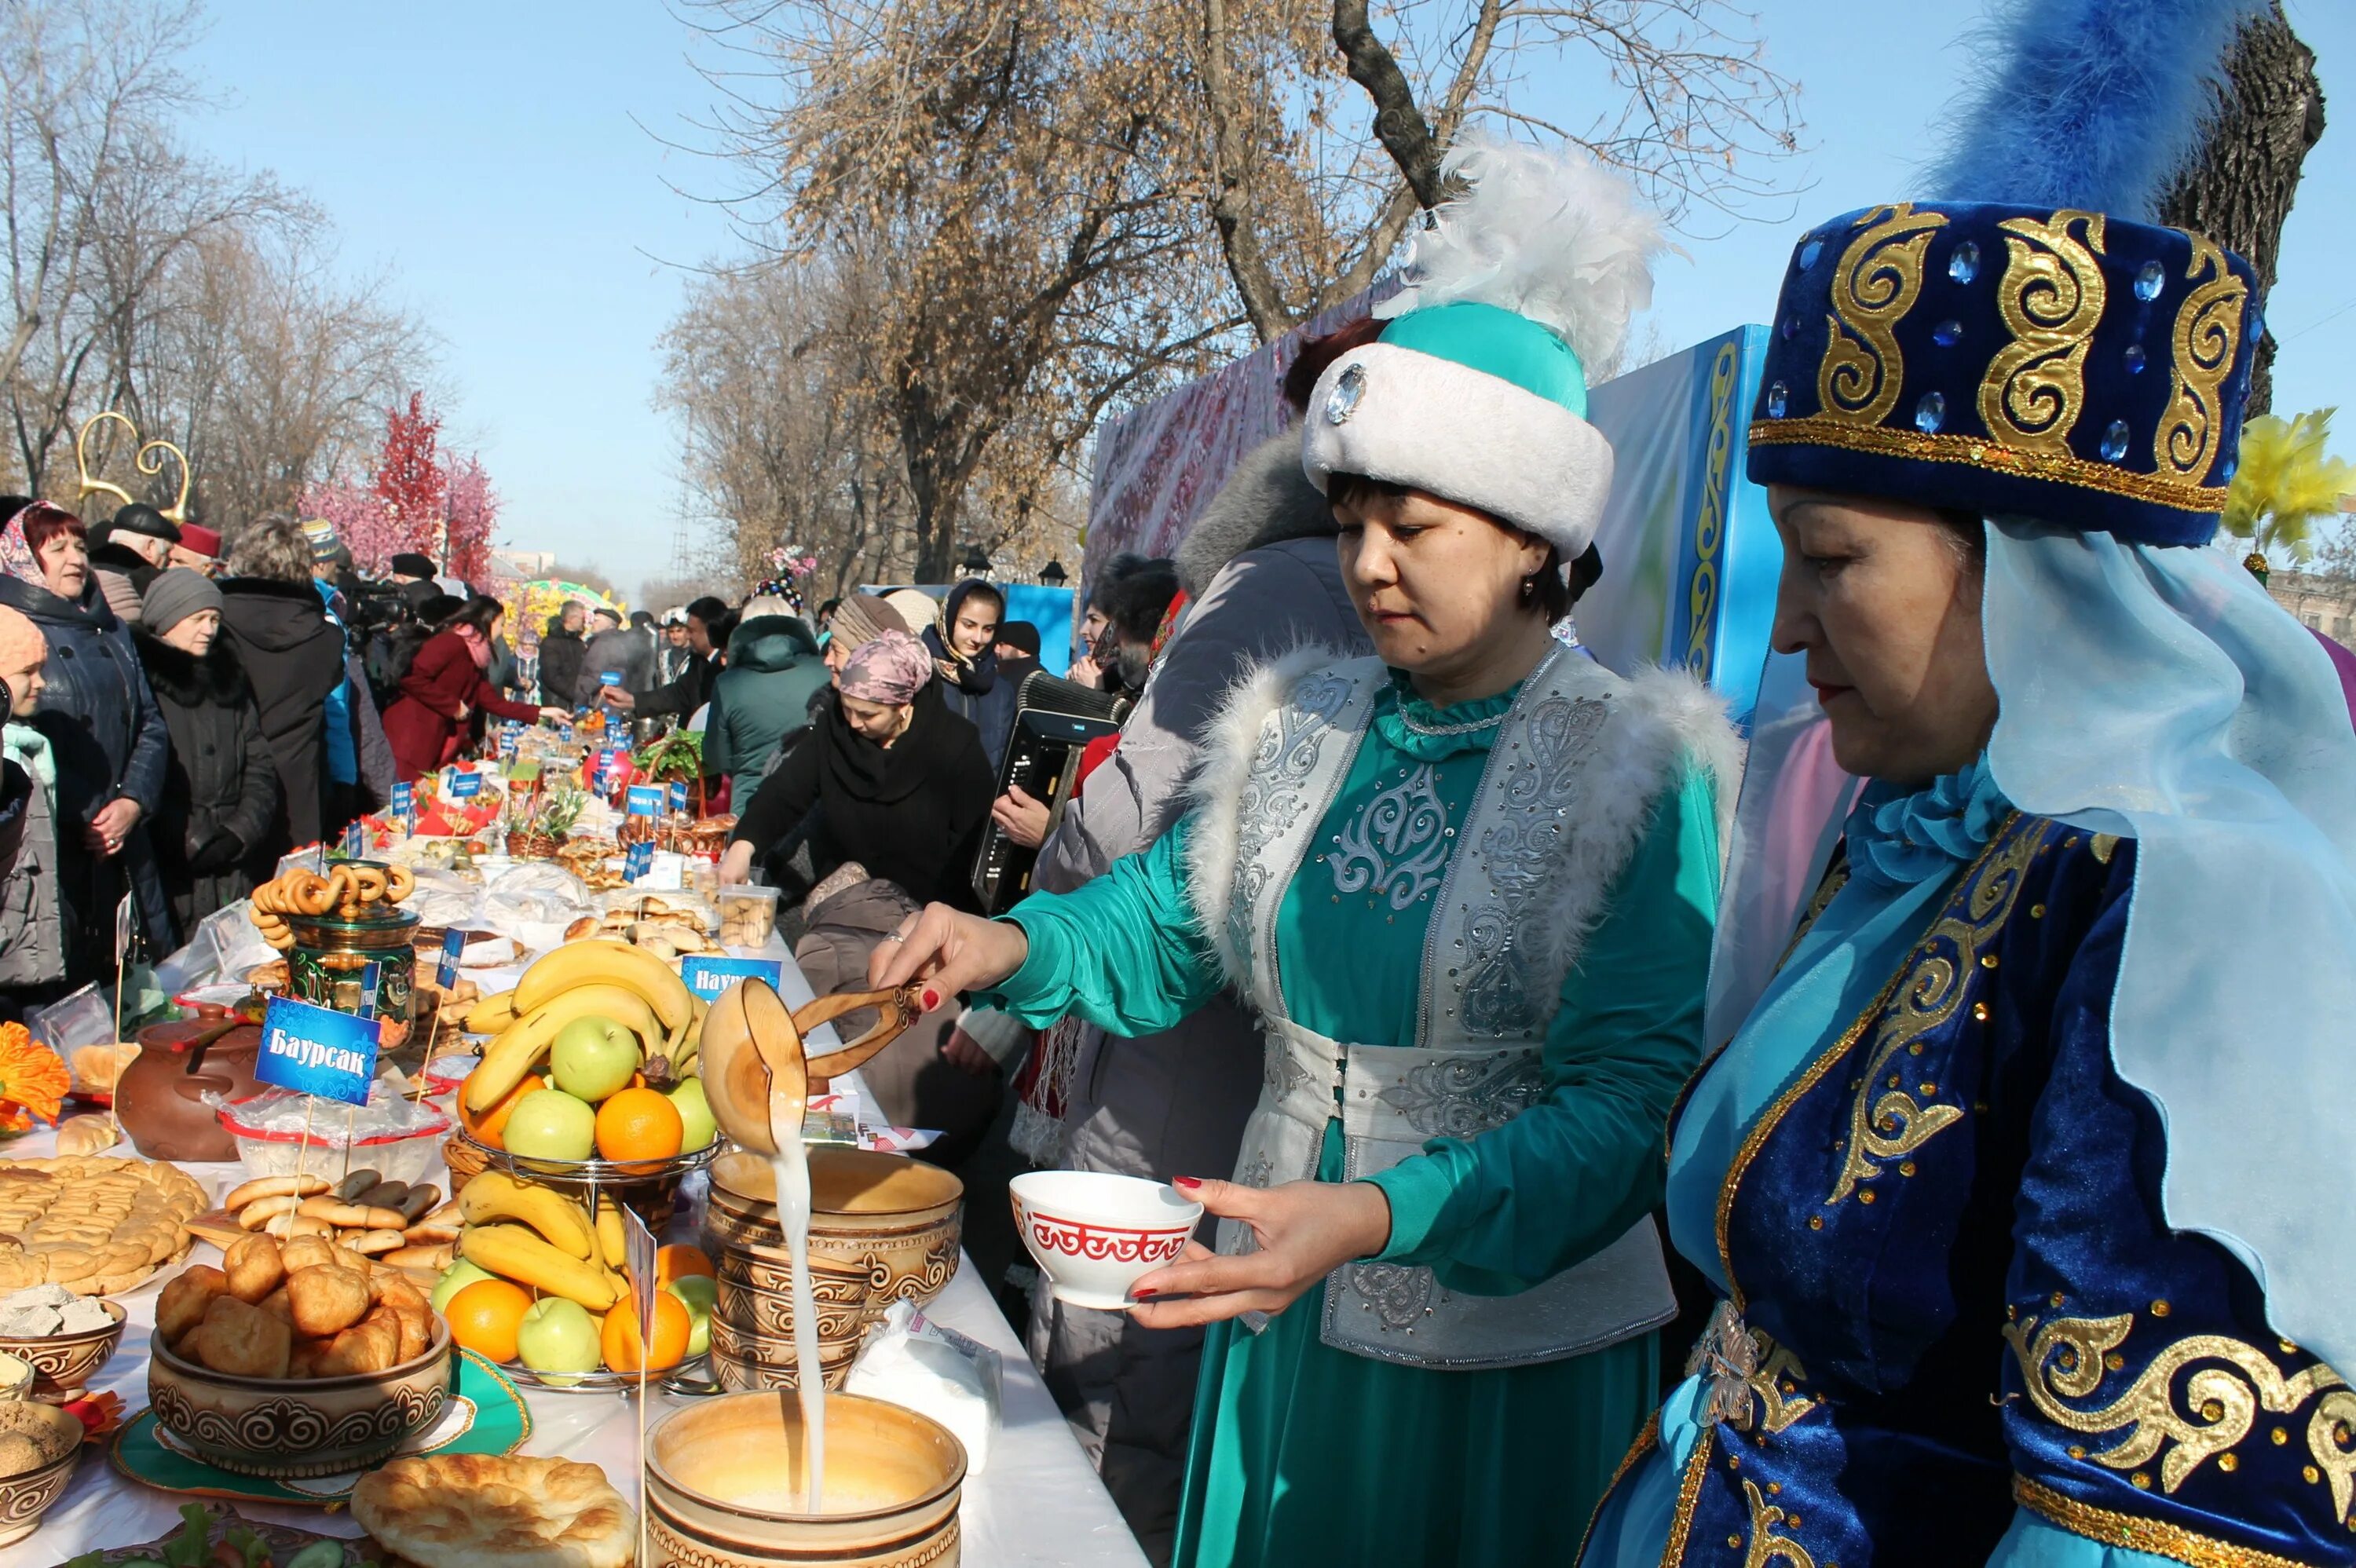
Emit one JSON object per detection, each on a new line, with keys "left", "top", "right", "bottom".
{"left": 1819, "top": 203, "right": 1948, "bottom": 428}
{"left": 1978, "top": 210, "right": 2106, "bottom": 456}
{"left": 72, "top": 409, "right": 193, "bottom": 524}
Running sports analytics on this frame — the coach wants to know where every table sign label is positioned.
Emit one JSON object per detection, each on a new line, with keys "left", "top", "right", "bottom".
{"left": 624, "top": 841, "right": 653, "bottom": 881}
{"left": 437, "top": 928, "right": 466, "bottom": 990}
{"left": 626, "top": 784, "right": 664, "bottom": 817}
{"left": 390, "top": 782, "right": 414, "bottom": 817}
{"left": 342, "top": 820, "right": 366, "bottom": 857}
{"left": 448, "top": 769, "right": 485, "bottom": 799}
{"left": 599, "top": 671, "right": 622, "bottom": 687}
{"left": 497, "top": 727, "right": 520, "bottom": 758}
{"left": 679, "top": 956, "right": 782, "bottom": 1003}
{"left": 257, "top": 995, "right": 380, "bottom": 1106}
{"left": 667, "top": 780, "right": 689, "bottom": 813}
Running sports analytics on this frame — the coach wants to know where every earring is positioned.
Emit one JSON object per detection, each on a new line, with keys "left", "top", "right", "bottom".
{"left": 1520, "top": 576, "right": 1536, "bottom": 602}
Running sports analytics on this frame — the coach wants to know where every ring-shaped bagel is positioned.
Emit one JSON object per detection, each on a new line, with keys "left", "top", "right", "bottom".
{"left": 384, "top": 865, "right": 414, "bottom": 901}
{"left": 292, "top": 871, "right": 337, "bottom": 917}
{"left": 349, "top": 865, "right": 389, "bottom": 903}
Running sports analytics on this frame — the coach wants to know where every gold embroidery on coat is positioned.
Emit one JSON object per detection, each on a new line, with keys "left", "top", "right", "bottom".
{"left": 1716, "top": 816, "right": 2030, "bottom": 1309}
{"left": 1661, "top": 1427, "right": 1717, "bottom": 1565}
{"left": 1827, "top": 826, "right": 2038, "bottom": 1204}
{"left": 2157, "top": 236, "right": 2248, "bottom": 481}
{"left": 2007, "top": 1312, "right": 2356, "bottom": 1515}
{"left": 2014, "top": 1475, "right": 2315, "bottom": 1568}
{"left": 1979, "top": 210, "right": 2108, "bottom": 455}
{"left": 1818, "top": 204, "right": 1946, "bottom": 427}
{"left": 1740, "top": 1478, "right": 1818, "bottom": 1568}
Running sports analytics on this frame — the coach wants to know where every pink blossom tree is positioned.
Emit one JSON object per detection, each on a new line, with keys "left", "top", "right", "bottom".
{"left": 441, "top": 452, "right": 499, "bottom": 583}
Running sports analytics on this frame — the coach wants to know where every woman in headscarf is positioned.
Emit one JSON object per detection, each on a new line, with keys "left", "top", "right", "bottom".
{"left": 380, "top": 596, "right": 564, "bottom": 781}
{"left": 0, "top": 500, "right": 174, "bottom": 975}
{"left": 873, "top": 142, "right": 1728, "bottom": 1568}
{"left": 1572, "top": 201, "right": 2356, "bottom": 1568}
{"left": 723, "top": 630, "right": 993, "bottom": 911}
{"left": 134, "top": 569, "right": 279, "bottom": 930}
{"left": 923, "top": 578, "right": 1019, "bottom": 773}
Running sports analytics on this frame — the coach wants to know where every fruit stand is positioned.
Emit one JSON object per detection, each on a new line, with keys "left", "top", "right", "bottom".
{"left": 0, "top": 945, "right": 1151, "bottom": 1566}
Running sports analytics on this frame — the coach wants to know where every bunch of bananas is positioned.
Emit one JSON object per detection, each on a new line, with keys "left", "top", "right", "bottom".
{"left": 461, "top": 942, "right": 705, "bottom": 1113}
{"left": 449, "top": 1171, "right": 629, "bottom": 1311}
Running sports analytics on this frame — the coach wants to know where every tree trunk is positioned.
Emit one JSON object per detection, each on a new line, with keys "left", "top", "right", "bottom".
{"left": 2157, "top": 0, "right": 2325, "bottom": 418}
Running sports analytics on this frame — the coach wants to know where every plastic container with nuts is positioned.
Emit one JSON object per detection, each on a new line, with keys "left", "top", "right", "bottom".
{"left": 715, "top": 884, "right": 781, "bottom": 948}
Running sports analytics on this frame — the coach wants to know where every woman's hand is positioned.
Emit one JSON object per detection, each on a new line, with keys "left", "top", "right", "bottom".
{"left": 868, "top": 902, "right": 1029, "bottom": 1005}
{"left": 1125, "top": 1177, "right": 1392, "bottom": 1329}
{"left": 990, "top": 786, "right": 1052, "bottom": 850}
{"left": 718, "top": 841, "right": 755, "bottom": 886}
{"left": 88, "top": 798, "right": 141, "bottom": 857}
{"left": 536, "top": 707, "right": 569, "bottom": 724}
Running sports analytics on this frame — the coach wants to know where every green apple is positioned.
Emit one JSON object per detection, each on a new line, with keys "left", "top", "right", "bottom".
{"left": 667, "top": 1076, "right": 717, "bottom": 1154}
{"left": 550, "top": 1015, "right": 642, "bottom": 1102}
{"left": 515, "top": 1297, "right": 602, "bottom": 1386}
{"left": 502, "top": 1088, "right": 598, "bottom": 1162}
{"left": 667, "top": 1275, "right": 715, "bottom": 1358}
{"left": 430, "top": 1259, "right": 495, "bottom": 1316}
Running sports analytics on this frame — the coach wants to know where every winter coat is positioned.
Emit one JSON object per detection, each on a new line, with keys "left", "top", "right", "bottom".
{"left": 636, "top": 648, "right": 721, "bottom": 724}
{"left": 381, "top": 629, "right": 542, "bottom": 780}
{"left": 1021, "top": 430, "right": 1370, "bottom": 1538}
{"left": 0, "top": 573, "right": 175, "bottom": 974}
{"left": 133, "top": 630, "right": 281, "bottom": 931}
{"left": 0, "top": 730, "right": 64, "bottom": 990}
{"left": 574, "top": 627, "right": 653, "bottom": 704}
{"left": 88, "top": 540, "right": 159, "bottom": 626}
{"left": 536, "top": 621, "right": 586, "bottom": 707}
{"left": 731, "top": 681, "right": 993, "bottom": 912}
{"left": 216, "top": 576, "right": 345, "bottom": 856}
{"left": 703, "top": 617, "right": 829, "bottom": 798}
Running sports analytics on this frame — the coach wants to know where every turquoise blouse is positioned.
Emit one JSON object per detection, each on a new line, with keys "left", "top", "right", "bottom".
{"left": 987, "top": 668, "right": 1721, "bottom": 1288}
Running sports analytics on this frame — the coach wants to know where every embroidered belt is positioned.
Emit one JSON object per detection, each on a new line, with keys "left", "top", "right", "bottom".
{"left": 1224, "top": 1020, "right": 1676, "bottom": 1371}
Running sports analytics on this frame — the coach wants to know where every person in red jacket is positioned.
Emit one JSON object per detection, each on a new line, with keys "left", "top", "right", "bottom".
{"left": 380, "top": 597, "right": 562, "bottom": 780}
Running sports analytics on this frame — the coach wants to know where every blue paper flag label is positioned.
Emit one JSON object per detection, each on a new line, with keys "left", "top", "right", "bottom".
{"left": 679, "top": 956, "right": 783, "bottom": 1003}
{"left": 624, "top": 841, "right": 653, "bottom": 881}
{"left": 626, "top": 784, "right": 664, "bottom": 817}
{"left": 390, "top": 782, "right": 414, "bottom": 817}
{"left": 437, "top": 928, "right": 466, "bottom": 990}
{"left": 599, "top": 671, "right": 622, "bottom": 687}
{"left": 256, "top": 996, "right": 381, "bottom": 1106}
{"left": 448, "top": 770, "right": 483, "bottom": 799}
{"left": 667, "top": 780, "right": 689, "bottom": 813}
{"left": 342, "top": 820, "right": 366, "bottom": 857}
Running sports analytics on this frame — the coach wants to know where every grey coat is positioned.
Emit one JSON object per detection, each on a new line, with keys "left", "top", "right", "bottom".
{"left": 0, "top": 734, "right": 64, "bottom": 990}
{"left": 1023, "top": 430, "right": 1370, "bottom": 1560}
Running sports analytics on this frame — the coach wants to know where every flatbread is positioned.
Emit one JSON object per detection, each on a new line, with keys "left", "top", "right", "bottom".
{"left": 350, "top": 1453, "right": 636, "bottom": 1568}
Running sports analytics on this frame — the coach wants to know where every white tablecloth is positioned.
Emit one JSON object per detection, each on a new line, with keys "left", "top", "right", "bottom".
{"left": 0, "top": 945, "right": 1147, "bottom": 1566}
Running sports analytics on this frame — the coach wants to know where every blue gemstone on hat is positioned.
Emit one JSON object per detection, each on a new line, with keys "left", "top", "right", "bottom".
{"left": 1325, "top": 362, "right": 1366, "bottom": 425}
{"left": 2100, "top": 419, "right": 2131, "bottom": 462}
{"left": 2220, "top": 452, "right": 2239, "bottom": 482}
{"left": 1798, "top": 236, "right": 1824, "bottom": 270}
{"left": 2247, "top": 311, "right": 2265, "bottom": 343}
{"left": 1932, "top": 319, "right": 1963, "bottom": 348}
{"left": 1765, "top": 381, "right": 1789, "bottom": 418}
{"left": 2134, "top": 261, "right": 2165, "bottom": 302}
{"left": 1915, "top": 392, "right": 1946, "bottom": 433}
{"left": 2124, "top": 344, "right": 2146, "bottom": 375}
{"left": 1780, "top": 316, "right": 1795, "bottom": 342}
{"left": 1948, "top": 242, "right": 1980, "bottom": 284}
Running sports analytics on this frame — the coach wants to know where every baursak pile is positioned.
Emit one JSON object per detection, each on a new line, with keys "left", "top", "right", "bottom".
{"left": 156, "top": 1231, "right": 434, "bottom": 1379}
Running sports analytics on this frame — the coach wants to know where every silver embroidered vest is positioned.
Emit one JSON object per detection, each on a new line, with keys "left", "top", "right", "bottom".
{"left": 1192, "top": 645, "right": 1681, "bottom": 1371}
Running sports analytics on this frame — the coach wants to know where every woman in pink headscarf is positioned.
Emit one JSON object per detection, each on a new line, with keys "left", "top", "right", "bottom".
{"left": 722, "top": 630, "right": 994, "bottom": 911}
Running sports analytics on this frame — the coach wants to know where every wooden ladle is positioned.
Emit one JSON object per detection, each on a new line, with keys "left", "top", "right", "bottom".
{"left": 700, "top": 979, "right": 925, "bottom": 1155}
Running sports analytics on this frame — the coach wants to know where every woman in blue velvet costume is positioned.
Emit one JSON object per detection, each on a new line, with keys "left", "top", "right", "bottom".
{"left": 874, "top": 141, "right": 1740, "bottom": 1568}
{"left": 1577, "top": 189, "right": 2356, "bottom": 1568}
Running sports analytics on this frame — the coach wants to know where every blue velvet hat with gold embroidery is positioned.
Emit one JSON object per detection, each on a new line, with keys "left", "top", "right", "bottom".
{"left": 1746, "top": 203, "right": 2260, "bottom": 547}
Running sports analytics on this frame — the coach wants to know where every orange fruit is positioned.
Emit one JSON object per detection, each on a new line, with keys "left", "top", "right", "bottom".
{"left": 601, "top": 1291, "right": 692, "bottom": 1374}
{"left": 656, "top": 1245, "right": 713, "bottom": 1287}
{"left": 444, "top": 1278, "right": 535, "bottom": 1363}
{"left": 464, "top": 1073, "right": 546, "bottom": 1151}
{"left": 594, "top": 1087, "right": 683, "bottom": 1164}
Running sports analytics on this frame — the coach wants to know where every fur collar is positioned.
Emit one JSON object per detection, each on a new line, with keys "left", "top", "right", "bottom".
{"left": 135, "top": 630, "right": 254, "bottom": 708}
{"left": 1174, "top": 430, "right": 1337, "bottom": 598}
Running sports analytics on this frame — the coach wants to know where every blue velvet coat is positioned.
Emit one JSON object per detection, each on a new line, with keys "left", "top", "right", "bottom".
{"left": 1595, "top": 813, "right": 2352, "bottom": 1567}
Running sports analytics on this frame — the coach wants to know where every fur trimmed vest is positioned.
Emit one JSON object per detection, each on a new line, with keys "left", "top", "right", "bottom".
{"left": 1180, "top": 641, "right": 1738, "bottom": 1369}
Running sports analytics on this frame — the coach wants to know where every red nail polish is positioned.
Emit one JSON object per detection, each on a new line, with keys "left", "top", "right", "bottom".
{"left": 1172, "top": 1176, "right": 1201, "bottom": 1190}
{"left": 921, "top": 989, "right": 940, "bottom": 1011}
{"left": 1132, "top": 1288, "right": 1157, "bottom": 1299}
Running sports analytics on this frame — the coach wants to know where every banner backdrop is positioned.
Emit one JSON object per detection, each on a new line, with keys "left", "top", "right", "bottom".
{"left": 1084, "top": 317, "right": 1782, "bottom": 726}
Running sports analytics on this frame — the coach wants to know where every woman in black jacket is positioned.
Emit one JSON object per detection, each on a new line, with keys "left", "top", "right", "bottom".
{"left": 723, "top": 630, "right": 993, "bottom": 912}
{"left": 0, "top": 500, "right": 175, "bottom": 975}
{"left": 134, "top": 570, "right": 280, "bottom": 931}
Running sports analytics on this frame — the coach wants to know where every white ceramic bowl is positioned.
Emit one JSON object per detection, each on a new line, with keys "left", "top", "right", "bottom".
{"left": 1009, "top": 1171, "right": 1203, "bottom": 1310}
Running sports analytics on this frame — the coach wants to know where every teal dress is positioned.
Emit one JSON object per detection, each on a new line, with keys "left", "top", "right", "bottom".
{"left": 991, "top": 671, "right": 1721, "bottom": 1568}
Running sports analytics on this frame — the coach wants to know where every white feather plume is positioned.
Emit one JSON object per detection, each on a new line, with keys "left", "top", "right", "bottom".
{"left": 1373, "top": 134, "right": 1665, "bottom": 375}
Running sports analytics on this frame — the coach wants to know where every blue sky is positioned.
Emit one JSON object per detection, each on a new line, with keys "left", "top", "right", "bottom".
{"left": 180, "top": 2, "right": 2355, "bottom": 598}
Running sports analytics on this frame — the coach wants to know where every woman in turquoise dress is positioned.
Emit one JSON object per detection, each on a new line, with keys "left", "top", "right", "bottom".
{"left": 1577, "top": 177, "right": 2356, "bottom": 1568}
{"left": 876, "top": 140, "right": 1738, "bottom": 1567}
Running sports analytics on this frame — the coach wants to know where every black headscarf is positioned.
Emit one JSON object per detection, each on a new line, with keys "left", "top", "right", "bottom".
{"left": 922, "top": 579, "right": 1001, "bottom": 696}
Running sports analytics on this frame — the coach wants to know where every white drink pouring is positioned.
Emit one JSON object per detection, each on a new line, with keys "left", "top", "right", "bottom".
{"left": 767, "top": 1084, "right": 825, "bottom": 1512}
